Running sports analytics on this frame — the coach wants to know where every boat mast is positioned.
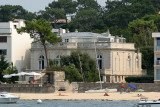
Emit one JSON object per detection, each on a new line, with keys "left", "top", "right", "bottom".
{"left": 94, "top": 42, "right": 102, "bottom": 89}
{"left": 78, "top": 54, "right": 84, "bottom": 82}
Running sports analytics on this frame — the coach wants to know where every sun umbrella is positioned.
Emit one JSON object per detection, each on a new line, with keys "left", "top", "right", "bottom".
{"left": 129, "top": 84, "right": 136, "bottom": 89}
{"left": 10, "top": 73, "right": 20, "bottom": 76}
{"left": 27, "top": 72, "right": 41, "bottom": 76}
{"left": 17, "top": 72, "right": 29, "bottom": 76}
{"left": 3, "top": 75, "right": 12, "bottom": 78}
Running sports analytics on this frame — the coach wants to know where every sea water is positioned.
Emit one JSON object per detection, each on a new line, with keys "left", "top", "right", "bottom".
{"left": 0, "top": 100, "right": 159, "bottom": 107}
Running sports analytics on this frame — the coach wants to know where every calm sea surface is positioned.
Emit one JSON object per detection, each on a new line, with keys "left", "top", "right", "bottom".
{"left": 0, "top": 100, "right": 159, "bottom": 107}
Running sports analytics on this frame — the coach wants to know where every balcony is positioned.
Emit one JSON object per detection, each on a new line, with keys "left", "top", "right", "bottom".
{"left": 31, "top": 42, "right": 77, "bottom": 49}
{"left": 0, "top": 28, "right": 12, "bottom": 34}
{"left": 77, "top": 42, "right": 109, "bottom": 49}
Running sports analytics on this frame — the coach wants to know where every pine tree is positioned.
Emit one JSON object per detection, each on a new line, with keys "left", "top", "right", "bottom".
{"left": 0, "top": 54, "right": 10, "bottom": 81}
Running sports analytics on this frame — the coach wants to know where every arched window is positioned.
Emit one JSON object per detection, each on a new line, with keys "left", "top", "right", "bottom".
{"left": 97, "top": 55, "right": 102, "bottom": 69}
{"left": 136, "top": 56, "right": 139, "bottom": 68}
{"left": 56, "top": 55, "right": 61, "bottom": 66}
{"left": 39, "top": 55, "right": 44, "bottom": 70}
{"left": 128, "top": 56, "right": 130, "bottom": 68}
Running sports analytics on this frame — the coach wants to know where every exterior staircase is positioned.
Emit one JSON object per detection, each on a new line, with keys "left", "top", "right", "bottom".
{"left": 36, "top": 73, "right": 48, "bottom": 84}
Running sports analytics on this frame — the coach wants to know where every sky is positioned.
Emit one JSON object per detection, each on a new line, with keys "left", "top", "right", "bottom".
{"left": 0, "top": 0, "right": 107, "bottom": 13}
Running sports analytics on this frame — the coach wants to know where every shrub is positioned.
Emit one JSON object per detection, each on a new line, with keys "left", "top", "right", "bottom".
{"left": 125, "top": 76, "right": 154, "bottom": 83}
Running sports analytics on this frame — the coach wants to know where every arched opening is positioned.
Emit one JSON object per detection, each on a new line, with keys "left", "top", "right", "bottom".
{"left": 128, "top": 56, "right": 130, "bottom": 68}
{"left": 56, "top": 55, "right": 61, "bottom": 66}
{"left": 136, "top": 56, "right": 139, "bottom": 68}
{"left": 97, "top": 55, "right": 102, "bottom": 69}
{"left": 39, "top": 55, "right": 44, "bottom": 70}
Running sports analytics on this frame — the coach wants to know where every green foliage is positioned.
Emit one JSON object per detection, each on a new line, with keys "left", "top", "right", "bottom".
{"left": 49, "top": 51, "right": 99, "bottom": 82}
{"left": 48, "top": 0, "right": 77, "bottom": 15}
{"left": 0, "top": 5, "right": 36, "bottom": 22}
{"left": 0, "top": 55, "right": 18, "bottom": 83}
{"left": 49, "top": 59, "right": 58, "bottom": 66}
{"left": 0, "top": 55, "right": 10, "bottom": 82}
{"left": 92, "top": 29, "right": 106, "bottom": 34}
{"left": 125, "top": 76, "right": 154, "bottom": 83}
{"left": 104, "top": 0, "right": 157, "bottom": 29}
{"left": 3, "top": 62, "right": 18, "bottom": 83}
{"left": 48, "top": 64, "right": 82, "bottom": 83}
{"left": 17, "top": 18, "right": 61, "bottom": 67}
{"left": 77, "top": 0, "right": 100, "bottom": 11}
{"left": 72, "top": 9, "right": 104, "bottom": 32}
{"left": 17, "top": 18, "right": 58, "bottom": 44}
{"left": 63, "top": 64, "right": 82, "bottom": 83}
{"left": 140, "top": 46, "right": 154, "bottom": 75}
{"left": 61, "top": 51, "right": 99, "bottom": 82}
{"left": 37, "top": 9, "right": 66, "bottom": 28}
{"left": 49, "top": 65, "right": 63, "bottom": 71}
{"left": 142, "top": 15, "right": 160, "bottom": 32}
{"left": 47, "top": 0, "right": 77, "bottom": 28}
{"left": 128, "top": 19, "right": 157, "bottom": 47}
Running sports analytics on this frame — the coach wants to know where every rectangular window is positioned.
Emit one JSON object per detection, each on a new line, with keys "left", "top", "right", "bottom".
{"left": 0, "top": 36, "right": 7, "bottom": 42}
{"left": 0, "top": 49, "right": 7, "bottom": 55}
{"left": 157, "top": 38, "right": 160, "bottom": 46}
{"left": 65, "top": 39, "right": 69, "bottom": 42}
{"left": 14, "top": 25, "right": 17, "bottom": 29}
{"left": 156, "top": 69, "right": 160, "bottom": 80}
{"left": 156, "top": 55, "right": 160, "bottom": 65}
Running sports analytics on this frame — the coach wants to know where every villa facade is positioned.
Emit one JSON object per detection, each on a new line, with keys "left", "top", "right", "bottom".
{"left": 30, "top": 29, "right": 144, "bottom": 83}
{"left": 0, "top": 20, "right": 32, "bottom": 72}
{"left": 152, "top": 33, "right": 160, "bottom": 83}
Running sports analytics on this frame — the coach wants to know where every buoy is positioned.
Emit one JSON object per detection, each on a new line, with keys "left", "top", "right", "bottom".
{"left": 37, "top": 99, "right": 42, "bottom": 104}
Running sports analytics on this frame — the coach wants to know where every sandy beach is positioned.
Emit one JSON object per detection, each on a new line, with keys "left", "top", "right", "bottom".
{"left": 10, "top": 92, "right": 160, "bottom": 101}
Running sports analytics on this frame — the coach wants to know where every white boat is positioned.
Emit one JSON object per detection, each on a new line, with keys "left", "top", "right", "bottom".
{"left": 37, "top": 99, "right": 42, "bottom": 104}
{"left": 85, "top": 89, "right": 117, "bottom": 93}
{"left": 0, "top": 92, "right": 20, "bottom": 104}
{"left": 138, "top": 100, "right": 160, "bottom": 105}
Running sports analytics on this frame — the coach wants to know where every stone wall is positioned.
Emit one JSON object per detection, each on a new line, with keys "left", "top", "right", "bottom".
{"left": 0, "top": 84, "right": 55, "bottom": 93}
{"left": 78, "top": 83, "right": 160, "bottom": 93}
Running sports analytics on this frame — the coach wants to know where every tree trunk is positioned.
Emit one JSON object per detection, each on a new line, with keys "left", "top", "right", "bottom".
{"left": 66, "top": 18, "right": 68, "bottom": 28}
{"left": 54, "top": 20, "right": 58, "bottom": 29}
{"left": 42, "top": 43, "right": 50, "bottom": 69}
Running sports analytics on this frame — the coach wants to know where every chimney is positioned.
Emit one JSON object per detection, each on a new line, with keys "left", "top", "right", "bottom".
{"left": 115, "top": 36, "right": 119, "bottom": 43}
{"left": 59, "top": 28, "right": 63, "bottom": 36}
{"left": 106, "top": 29, "right": 110, "bottom": 37}
{"left": 75, "top": 29, "right": 78, "bottom": 32}
{"left": 66, "top": 28, "right": 69, "bottom": 33}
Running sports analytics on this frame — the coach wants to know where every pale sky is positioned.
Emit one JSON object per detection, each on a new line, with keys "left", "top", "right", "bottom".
{"left": 0, "top": 0, "right": 107, "bottom": 13}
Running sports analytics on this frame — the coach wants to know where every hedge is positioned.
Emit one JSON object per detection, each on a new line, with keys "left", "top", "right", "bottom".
{"left": 125, "top": 76, "right": 154, "bottom": 83}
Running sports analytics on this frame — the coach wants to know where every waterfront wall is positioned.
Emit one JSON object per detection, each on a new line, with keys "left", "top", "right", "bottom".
{"left": 78, "top": 83, "right": 160, "bottom": 93}
{"left": 2, "top": 83, "right": 160, "bottom": 93}
{"left": 0, "top": 84, "right": 55, "bottom": 93}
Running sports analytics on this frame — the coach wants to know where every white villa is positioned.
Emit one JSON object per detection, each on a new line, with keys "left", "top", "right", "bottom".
{"left": 30, "top": 29, "right": 144, "bottom": 83}
{"left": 152, "top": 33, "right": 160, "bottom": 83}
{"left": 0, "top": 20, "right": 32, "bottom": 72}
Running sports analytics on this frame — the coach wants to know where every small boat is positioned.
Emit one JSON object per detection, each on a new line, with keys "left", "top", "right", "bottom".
{"left": 0, "top": 92, "right": 20, "bottom": 104}
{"left": 138, "top": 100, "right": 160, "bottom": 105}
{"left": 37, "top": 99, "right": 42, "bottom": 104}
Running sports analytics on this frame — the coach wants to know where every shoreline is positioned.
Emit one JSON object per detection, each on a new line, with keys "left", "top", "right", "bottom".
{"left": 10, "top": 92, "right": 160, "bottom": 101}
